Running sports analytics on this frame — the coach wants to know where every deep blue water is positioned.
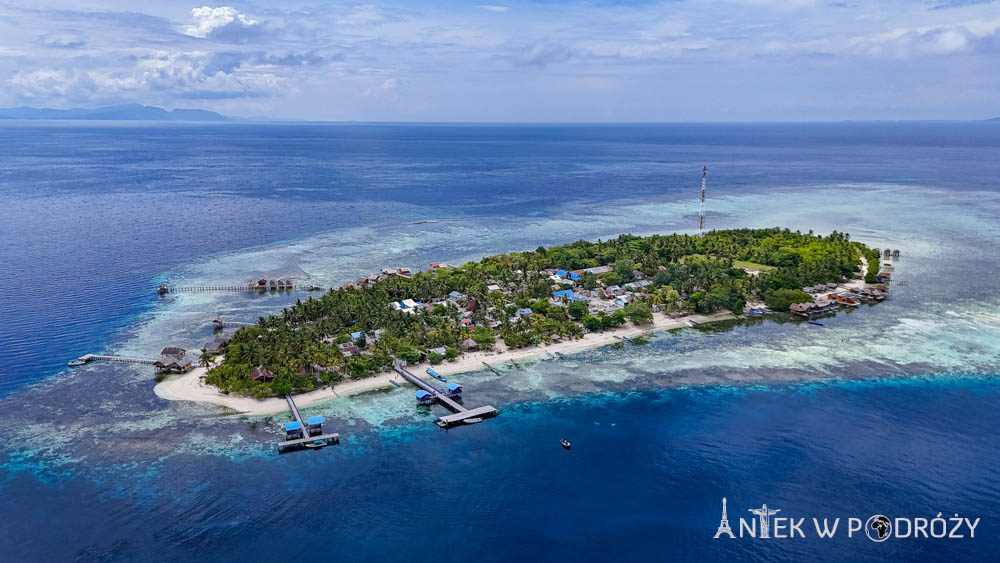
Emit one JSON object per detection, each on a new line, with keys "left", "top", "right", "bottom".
{"left": 1, "top": 122, "right": 999, "bottom": 561}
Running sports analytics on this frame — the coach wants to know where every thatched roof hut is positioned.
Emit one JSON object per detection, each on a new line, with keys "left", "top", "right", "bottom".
{"left": 251, "top": 366, "right": 275, "bottom": 382}
{"left": 461, "top": 338, "right": 479, "bottom": 352}
{"left": 203, "top": 337, "right": 230, "bottom": 355}
{"left": 160, "top": 347, "right": 186, "bottom": 359}
{"left": 155, "top": 348, "right": 193, "bottom": 373}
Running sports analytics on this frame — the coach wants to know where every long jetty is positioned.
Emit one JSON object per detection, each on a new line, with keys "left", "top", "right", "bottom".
{"left": 276, "top": 394, "right": 340, "bottom": 453}
{"left": 394, "top": 366, "right": 498, "bottom": 428}
{"left": 67, "top": 354, "right": 157, "bottom": 367}
{"left": 158, "top": 284, "right": 325, "bottom": 294}
{"left": 212, "top": 319, "right": 256, "bottom": 329}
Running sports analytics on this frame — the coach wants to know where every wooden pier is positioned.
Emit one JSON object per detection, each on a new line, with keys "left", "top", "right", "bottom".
{"left": 67, "top": 354, "right": 157, "bottom": 367}
{"left": 394, "top": 366, "right": 498, "bottom": 428}
{"left": 277, "top": 394, "right": 340, "bottom": 453}
{"left": 212, "top": 318, "right": 256, "bottom": 329}
{"left": 157, "top": 284, "right": 325, "bottom": 295}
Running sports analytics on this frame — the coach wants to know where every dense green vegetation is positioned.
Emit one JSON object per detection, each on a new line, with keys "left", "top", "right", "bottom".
{"left": 860, "top": 246, "right": 881, "bottom": 283}
{"left": 764, "top": 288, "right": 814, "bottom": 311}
{"left": 205, "top": 228, "right": 868, "bottom": 397}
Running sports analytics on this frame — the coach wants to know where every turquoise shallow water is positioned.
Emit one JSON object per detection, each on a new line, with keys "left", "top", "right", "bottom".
{"left": 1, "top": 122, "right": 999, "bottom": 560}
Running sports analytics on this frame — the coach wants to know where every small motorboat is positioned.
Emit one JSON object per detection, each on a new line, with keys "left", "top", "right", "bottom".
{"left": 555, "top": 352, "right": 567, "bottom": 360}
{"left": 560, "top": 439, "right": 571, "bottom": 450}
{"left": 67, "top": 359, "right": 86, "bottom": 367}
{"left": 389, "top": 380, "right": 402, "bottom": 388}
{"left": 807, "top": 321, "right": 824, "bottom": 327}
{"left": 426, "top": 368, "right": 447, "bottom": 382}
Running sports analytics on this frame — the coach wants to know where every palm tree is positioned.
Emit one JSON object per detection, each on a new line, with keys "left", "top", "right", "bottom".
{"left": 199, "top": 348, "right": 214, "bottom": 368}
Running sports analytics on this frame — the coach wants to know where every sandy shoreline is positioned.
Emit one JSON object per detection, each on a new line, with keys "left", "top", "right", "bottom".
{"left": 155, "top": 257, "right": 871, "bottom": 417}
{"left": 154, "top": 310, "right": 733, "bottom": 416}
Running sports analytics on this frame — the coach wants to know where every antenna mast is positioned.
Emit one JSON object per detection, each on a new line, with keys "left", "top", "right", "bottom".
{"left": 697, "top": 166, "right": 707, "bottom": 236}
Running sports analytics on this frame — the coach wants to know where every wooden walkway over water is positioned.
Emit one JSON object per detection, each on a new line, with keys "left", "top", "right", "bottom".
{"left": 67, "top": 354, "right": 157, "bottom": 367}
{"left": 276, "top": 394, "right": 340, "bottom": 453}
{"left": 394, "top": 366, "right": 498, "bottom": 428}
{"left": 158, "top": 284, "right": 326, "bottom": 295}
{"left": 212, "top": 319, "right": 256, "bottom": 329}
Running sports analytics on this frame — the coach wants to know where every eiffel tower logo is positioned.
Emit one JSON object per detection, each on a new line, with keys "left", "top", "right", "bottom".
{"left": 714, "top": 497, "right": 735, "bottom": 538}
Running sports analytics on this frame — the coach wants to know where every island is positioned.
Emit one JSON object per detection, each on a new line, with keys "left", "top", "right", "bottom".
{"left": 0, "top": 104, "right": 228, "bottom": 121}
{"left": 156, "top": 228, "right": 891, "bottom": 414}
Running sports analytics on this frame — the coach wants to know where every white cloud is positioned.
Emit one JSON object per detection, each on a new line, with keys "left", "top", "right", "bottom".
{"left": 10, "top": 69, "right": 74, "bottom": 97}
{"left": 364, "top": 77, "right": 399, "bottom": 99}
{"left": 185, "top": 6, "right": 259, "bottom": 40}
{"left": 8, "top": 50, "right": 283, "bottom": 103}
{"left": 478, "top": 5, "right": 510, "bottom": 12}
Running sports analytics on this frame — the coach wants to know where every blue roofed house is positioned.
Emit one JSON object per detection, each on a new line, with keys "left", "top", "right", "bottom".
{"left": 446, "top": 382, "right": 463, "bottom": 396}
{"left": 553, "top": 289, "right": 574, "bottom": 299}
{"left": 306, "top": 416, "right": 325, "bottom": 437}
{"left": 284, "top": 421, "right": 303, "bottom": 440}
{"left": 414, "top": 390, "right": 433, "bottom": 403}
{"left": 556, "top": 269, "right": 567, "bottom": 278}
{"left": 569, "top": 272, "right": 581, "bottom": 281}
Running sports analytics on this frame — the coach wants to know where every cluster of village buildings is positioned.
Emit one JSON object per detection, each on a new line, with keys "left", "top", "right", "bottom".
{"left": 194, "top": 249, "right": 898, "bottom": 377}
{"left": 788, "top": 252, "right": 896, "bottom": 317}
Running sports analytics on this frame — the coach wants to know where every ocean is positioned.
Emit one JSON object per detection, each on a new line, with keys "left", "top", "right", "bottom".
{"left": 1, "top": 122, "right": 998, "bottom": 561}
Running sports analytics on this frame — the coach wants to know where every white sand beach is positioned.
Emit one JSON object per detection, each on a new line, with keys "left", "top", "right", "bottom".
{"left": 155, "top": 257, "right": 871, "bottom": 417}
{"left": 154, "top": 309, "right": 733, "bottom": 416}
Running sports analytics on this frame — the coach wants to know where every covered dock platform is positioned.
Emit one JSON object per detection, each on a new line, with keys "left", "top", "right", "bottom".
{"left": 277, "top": 394, "right": 340, "bottom": 453}
{"left": 394, "top": 366, "right": 498, "bottom": 428}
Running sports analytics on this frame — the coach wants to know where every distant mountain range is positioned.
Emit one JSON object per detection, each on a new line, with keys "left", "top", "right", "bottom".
{"left": 0, "top": 104, "right": 228, "bottom": 121}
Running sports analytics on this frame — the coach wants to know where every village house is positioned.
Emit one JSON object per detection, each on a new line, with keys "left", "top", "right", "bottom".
{"left": 250, "top": 366, "right": 275, "bottom": 382}
{"left": 154, "top": 347, "right": 193, "bottom": 374}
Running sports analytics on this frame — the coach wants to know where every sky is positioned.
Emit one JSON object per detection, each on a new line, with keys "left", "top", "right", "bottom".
{"left": 0, "top": 0, "right": 997, "bottom": 121}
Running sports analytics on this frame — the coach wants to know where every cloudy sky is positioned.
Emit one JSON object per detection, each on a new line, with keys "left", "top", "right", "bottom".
{"left": 0, "top": 1, "right": 997, "bottom": 121}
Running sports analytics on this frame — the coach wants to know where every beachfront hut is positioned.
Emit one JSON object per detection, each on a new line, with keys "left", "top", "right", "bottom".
{"left": 414, "top": 390, "right": 433, "bottom": 404}
{"left": 307, "top": 416, "right": 325, "bottom": 437}
{"left": 284, "top": 421, "right": 303, "bottom": 440}
{"left": 154, "top": 347, "right": 191, "bottom": 373}
{"left": 883, "top": 249, "right": 891, "bottom": 258}
{"left": 892, "top": 249, "right": 901, "bottom": 258}
{"left": 203, "top": 337, "right": 229, "bottom": 355}
{"left": 446, "top": 382, "right": 463, "bottom": 397}
{"left": 251, "top": 366, "right": 275, "bottom": 382}
{"left": 428, "top": 346, "right": 448, "bottom": 357}
{"left": 461, "top": 338, "right": 479, "bottom": 352}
